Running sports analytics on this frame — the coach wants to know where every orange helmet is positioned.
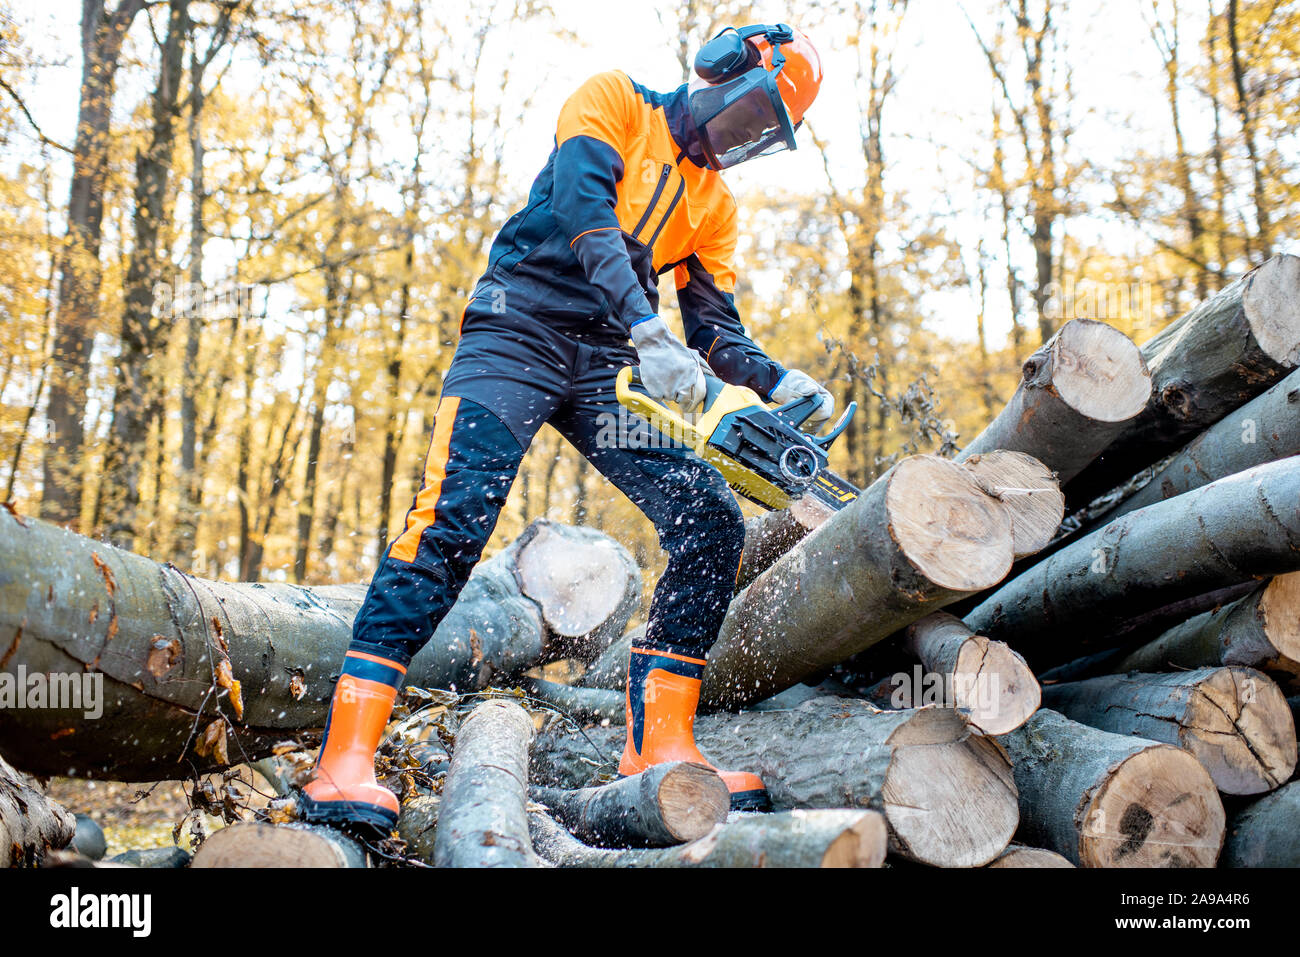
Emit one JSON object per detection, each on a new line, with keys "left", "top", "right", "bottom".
{"left": 688, "top": 24, "right": 822, "bottom": 170}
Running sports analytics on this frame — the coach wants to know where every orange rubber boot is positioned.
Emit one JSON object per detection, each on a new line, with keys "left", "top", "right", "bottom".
{"left": 619, "top": 646, "right": 769, "bottom": 812}
{"left": 300, "top": 650, "right": 404, "bottom": 835}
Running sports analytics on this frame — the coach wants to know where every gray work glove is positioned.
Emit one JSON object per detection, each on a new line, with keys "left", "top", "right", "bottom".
{"left": 630, "top": 315, "right": 707, "bottom": 409}
{"left": 769, "top": 369, "right": 835, "bottom": 430}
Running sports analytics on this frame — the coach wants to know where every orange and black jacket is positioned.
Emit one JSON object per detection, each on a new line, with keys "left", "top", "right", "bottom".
{"left": 471, "top": 70, "right": 787, "bottom": 399}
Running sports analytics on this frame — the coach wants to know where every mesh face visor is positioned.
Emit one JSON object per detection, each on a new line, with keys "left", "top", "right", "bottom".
{"left": 689, "top": 70, "right": 797, "bottom": 170}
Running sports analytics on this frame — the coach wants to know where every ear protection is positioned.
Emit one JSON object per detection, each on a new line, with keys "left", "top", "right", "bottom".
{"left": 693, "top": 23, "right": 794, "bottom": 84}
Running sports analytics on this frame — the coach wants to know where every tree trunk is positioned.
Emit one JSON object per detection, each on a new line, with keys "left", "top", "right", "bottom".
{"left": 965, "top": 457, "right": 1300, "bottom": 670}
{"left": 0, "top": 752, "right": 75, "bottom": 866}
{"left": 1220, "top": 780, "right": 1300, "bottom": 867}
{"left": 996, "top": 709, "right": 1225, "bottom": 867}
{"left": 40, "top": 0, "right": 146, "bottom": 529}
{"left": 529, "top": 807, "right": 887, "bottom": 868}
{"left": 532, "top": 698, "right": 1019, "bottom": 868}
{"left": 876, "top": 612, "right": 1040, "bottom": 735}
{"left": 702, "top": 454, "right": 1016, "bottom": 710}
{"left": 433, "top": 699, "right": 538, "bottom": 868}
{"left": 1083, "top": 367, "right": 1300, "bottom": 532}
{"left": 1113, "top": 574, "right": 1300, "bottom": 684}
{"left": 0, "top": 511, "right": 636, "bottom": 778}
{"left": 190, "top": 821, "right": 367, "bottom": 868}
{"left": 531, "top": 762, "right": 728, "bottom": 848}
{"left": 957, "top": 319, "right": 1150, "bottom": 483}
{"left": 1065, "top": 255, "right": 1300, "bottom": 508}
{"left": 1041, "top": 667, "right": 1296, "bottom": 795}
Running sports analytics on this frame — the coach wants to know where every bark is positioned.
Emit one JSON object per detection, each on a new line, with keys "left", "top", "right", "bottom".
{"left": 986, "top": 844, "right": 1074, "bottom": 868}
{"left": 531, "top": 762, "right": 728, "bottom": 848}
{"left": 1113, "top": 574, "right": 1300, "bottom": 683}
{"left": 108, "top": 846, "right": 191, "bottom": 868}
{"left": 190, "top": 821, "right": 367, "bottom": 868}
{"left": 957, "top": 319, "right": 1150, "bottom": 484}
{"left": 702, "top": 454, "right": 1016, "bottom": 710}
{"left": 868, "top": 612, "right": 1040, "bottom": 735}
{"left": 1221, "top": 780, "right": 1300, "bottom": 867}
{"left": 1041, "top": 667, "right": 1296, "bottom": 795}
{"left": 736, "top": 497, "right": 832, "bottom": 590}
{"left": 0, "top": 512, "right": 635, "bottom": 778}
{"left": 0, "top": 752, "right": 75, "bottom": 866}
{"left": 1065, "top": 255, "right": 1300, "bottom": 508}
{"left": 996, "top": 709, "right": 1225, "bottom": 867}
{"left": 433, "top": 699, "right": 538, "bottom": 868}
{"left": 1083, "top": 367, "right": 1300, "bottom": 531}
{"left": 529, "top": 807, "right": 888, "bottom": 868}
{"left": 532, "top": 697, "right": 1019, "bottom": 868}
{"left": 965, "top": 457, "right": 1300, "bottom": 670}
{"left": 519, "top": 676, "right": 623, "bottom": 724}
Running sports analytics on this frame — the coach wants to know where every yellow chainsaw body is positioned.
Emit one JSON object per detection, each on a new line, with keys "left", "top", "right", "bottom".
{"left": 614, "top": 365, "right": 796, "bottom": 510}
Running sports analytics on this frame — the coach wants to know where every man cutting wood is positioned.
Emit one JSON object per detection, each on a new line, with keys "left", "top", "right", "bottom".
{"left": 301, "top": 23, "right": 830, "bottom": 834}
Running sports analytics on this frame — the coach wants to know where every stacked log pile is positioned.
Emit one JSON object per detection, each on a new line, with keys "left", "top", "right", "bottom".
{"left": 3, "top": 255, "right": 1300, "bottom": 868}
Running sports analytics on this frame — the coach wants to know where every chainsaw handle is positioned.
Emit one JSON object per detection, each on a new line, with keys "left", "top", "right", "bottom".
{"left": 624, "top": 365, "right": 726, "bottom": 410}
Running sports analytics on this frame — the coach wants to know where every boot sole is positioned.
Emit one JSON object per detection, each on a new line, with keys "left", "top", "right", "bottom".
{"left": 298, "top": 794, "right": 398, "bottom": 839}
{"left": 729, "top": 789, "right": 771, "bottom": 813}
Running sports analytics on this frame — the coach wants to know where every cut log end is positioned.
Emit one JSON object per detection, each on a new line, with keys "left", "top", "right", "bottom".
{"left": 1181, "top": 667, "right": 1297, "bottom": 794}
{"left": 1080, "top": 745, "right": 1225, "bottom": 868}
{"left": 1260, "top": 571, "right": 1300, "bottom": 662}
{"left": 657, "top": 763, "right": 732, "bottom": 843}
{"left": 190, "top": 821, "right": 367, "bottom": 868}
{"left": 960, "top": 451, "right": 1064, "bottom": 560}
{"left": 988, "top": 845, "right": 1075, "bottom": 868}
{"left": 818, "top": 810, "right": 889, "bottom": 868}
{"left": 1051, "top": 318, "right": 1153, "bottom": 423}
{"left": 883, "top": 730, "right": 1019, "bottom": 868}
{"left": 1242, "top": 253, "right": 1300, "bottom": 367}
{"left": 886, "top": 455, "right": 1015, "bottom": 592}
{"left": 952, "top": 635, "right": 1041, "bottom": 735}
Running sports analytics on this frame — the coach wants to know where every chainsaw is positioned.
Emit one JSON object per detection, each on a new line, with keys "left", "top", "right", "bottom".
{"left": 615, "top": 365, "right": 861, "bottom": 513}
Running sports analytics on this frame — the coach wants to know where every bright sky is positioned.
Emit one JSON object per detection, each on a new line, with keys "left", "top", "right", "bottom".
{"left": 13, "top": 0, "right": 1288, "bottom": 348}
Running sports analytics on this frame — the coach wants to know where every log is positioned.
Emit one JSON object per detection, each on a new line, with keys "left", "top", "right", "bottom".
{"left": 532, "top": 762, "right": 728, "bottom": 847}
{"left": 1077, "top": 368, "right": 1300, "bottom": 534}
{"left": 996, "top": 709, "right": 1224, "bottom": 867}
{"left": 532, "top": 697, "right": 1019, "bottom": 868}
{"left": 107, "top": 846, "right": 191, "bottom": 868}
{"left": 1112, "top": 574, "right": 1300, "bottom": 683}
{"left": 579, "top": 627, "right": 636, "bottom": 691}
{"left": 0, "top": 510, "right": 637, "bottom": 779}
{"left": 0, "top": 751, "right": 75, "bottom": 866}
{"left": 1041, "top": 667, "right": 1296, "bottom": 795}
{"left": 987, "top": 844, "right": 1075, "bottom": 868}
{"left": 965, "top": 457, "right": 1300, "bottom": 670}
{"left": 519, "top": 676, "right": 623, "bottom": 724}
{"left": 1066, "top": 254, "right": 1300, "bottom": 508}
{"left": 1220, "top": 780, "right": 1300, "bottom": 867}
{"left": 529, "top": 807, "right": 887, "bottom": 868}
{"left": 433, "top": 699, "right": 538, "bottom": 868}
{"left": 190, "top": 821, "right": 368, "bottom": 868}
{"left": 957, "top": 318, "right": 1151, "bottom": 483}
{"left": 863, "top": 613, "right": 1040, "bottom": 735}
{"left": 702, "top": 454, "right": 1016, "bottom": 710}
{"left": 397, "top": 795, "right": 441, "bottom": 866}
{"left": 70, "top": 813, "right": 107, "bottom": 860}
{"left": 958, "top": 451, "right": 1064, "bottom": 559}
{"left": 737, "top": 497, "right": 833, "bottom": 590}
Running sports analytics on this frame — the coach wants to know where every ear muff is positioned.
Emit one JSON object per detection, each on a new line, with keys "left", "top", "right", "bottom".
{"left": 693, "top": 24, "right": 792, "bottom": 83}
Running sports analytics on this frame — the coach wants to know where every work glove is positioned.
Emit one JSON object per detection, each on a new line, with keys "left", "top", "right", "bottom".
{"left": 769, "top": 369, "right": 835, "bottom": 431}
{"left": 630, "top": 315, "right": 707, "bottom": 410}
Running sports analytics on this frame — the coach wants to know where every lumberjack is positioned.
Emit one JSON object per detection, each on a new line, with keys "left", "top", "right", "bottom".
{"left": 300, "top": 23, "right": 833, "bottom": 833}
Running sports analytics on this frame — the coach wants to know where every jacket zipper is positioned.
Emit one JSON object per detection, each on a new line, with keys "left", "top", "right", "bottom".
{"left": 644, "top": 176, "right": 685, "bottom": 250}
{"left": 631, "top": 164, "right": 672, "bottom": 240}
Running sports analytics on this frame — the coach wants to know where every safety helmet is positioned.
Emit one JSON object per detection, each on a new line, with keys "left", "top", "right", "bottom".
{"left": 688, "top": 23, "right": 822, "bottom": 171}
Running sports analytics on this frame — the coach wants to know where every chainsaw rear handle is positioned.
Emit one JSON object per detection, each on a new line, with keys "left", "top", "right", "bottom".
{"left": 770, "top": 392, "right": 858, "bottom": 449}
{"left": 621, "top": 365, "right": 726, "bottom": 408}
